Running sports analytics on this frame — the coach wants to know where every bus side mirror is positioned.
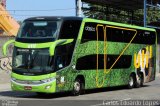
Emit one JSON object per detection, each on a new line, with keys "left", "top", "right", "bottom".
{"left": 49, "top": 39, "right": 74, "bottom": 56}
{"left": 3, "top": 40, "right": 15, "bottom": 56}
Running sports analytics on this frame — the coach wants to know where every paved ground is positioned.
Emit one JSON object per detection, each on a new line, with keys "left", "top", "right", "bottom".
{"left": 0, "top": 71, "right": 160, "bottom": 106}
{"left": 1, "top": 76, "right": 159, "bottom": 100}
{"left": 0, "top": 71, "right": 10, "bottom": 84}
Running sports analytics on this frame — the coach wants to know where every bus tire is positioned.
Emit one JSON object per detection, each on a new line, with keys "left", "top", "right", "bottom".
{"left": 128, "top": 74, "right": 135, "bottom": 89}
{"left": 135, "top": 73, "right": 144, "bottom": 88}
{"left": 72, "top": 78, "right": 84, "bottom": 96}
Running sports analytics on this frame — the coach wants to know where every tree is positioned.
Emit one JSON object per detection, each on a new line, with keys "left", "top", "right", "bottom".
{"left": 82, "top": 3, "right": 160, "bottom": 26}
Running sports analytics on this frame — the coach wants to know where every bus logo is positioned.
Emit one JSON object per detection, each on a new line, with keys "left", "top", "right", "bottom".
{"left": 28, "top": 44, "right": 36, "bottom": 48}
{"left": 85, "top": 26, "right": 95, "bottom": 32}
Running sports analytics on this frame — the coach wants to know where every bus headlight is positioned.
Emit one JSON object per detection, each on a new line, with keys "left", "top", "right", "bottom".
{"left": 11, "top": 77, "right": 16, "bottom": 81}
{"left": 41, "top": 77, "right": 56, "bottom": 83}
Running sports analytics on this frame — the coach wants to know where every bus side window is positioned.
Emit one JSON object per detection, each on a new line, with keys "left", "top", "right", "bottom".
{"left": 54, "top": 45, "right": 67, "bottom": 70}
{"left": 106, "top": 27, "right": 112, "bottom": 41}
{"left": 123, "top": 30, "right": 135, "bottom": 43}
{"left": 97, "top": 26, "right": 105, "bottom": 41}
{"left": 81, "top": 22, "right": 97, "bottom": 43}
{"left": 53, "top": 20, "right": 82, "bottom": 71}
{"left": 133, "top": 30, "right": 144, "bottom": 44}
{"left": 59, "top": 20, "right": 81, "bottom": 39}
{"left": 76, "top": 55, "right": 132, "bottom": 70}
{"left": 111, "top": 28, "right": 124, "bottom": 42}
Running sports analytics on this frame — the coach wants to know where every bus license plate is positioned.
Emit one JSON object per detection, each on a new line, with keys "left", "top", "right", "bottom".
{"left": 24, "top": 86, "right": 32, "bottom": 90}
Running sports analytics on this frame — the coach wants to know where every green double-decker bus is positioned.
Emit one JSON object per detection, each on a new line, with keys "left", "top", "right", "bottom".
{"left": 3, "top": 17, "right": 157, "bottom": 95}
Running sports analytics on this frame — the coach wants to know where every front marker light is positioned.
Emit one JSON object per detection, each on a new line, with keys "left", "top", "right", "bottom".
{"left": 45, "top": 85, "right": 51, "bottom": 89}
{"left": 41, "top": 77, "right": 56, "bottom": 83}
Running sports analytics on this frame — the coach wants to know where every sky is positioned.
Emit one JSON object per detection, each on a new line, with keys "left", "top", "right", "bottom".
{"left": 7, "top": 0, "right": 76, "bottom": 21}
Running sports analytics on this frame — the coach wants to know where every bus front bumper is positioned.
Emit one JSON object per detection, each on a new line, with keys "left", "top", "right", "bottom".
{"left": 11, "top": 79, "right": 56, "bottom": 93}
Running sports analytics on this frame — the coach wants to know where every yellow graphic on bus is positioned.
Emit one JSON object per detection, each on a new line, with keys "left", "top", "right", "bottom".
{"left": 134, "top": 46, "right": 152, "bottom": 69}
{"left": 96, "top": 24, "right": 137, "bottom": 88}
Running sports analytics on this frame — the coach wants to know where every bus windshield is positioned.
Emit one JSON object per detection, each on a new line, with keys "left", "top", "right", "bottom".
{"left": 17, "top": 21, "right": 60, "bottom": 38}
{"left": 12, "top": 48, "right": 54, "bottom": 75}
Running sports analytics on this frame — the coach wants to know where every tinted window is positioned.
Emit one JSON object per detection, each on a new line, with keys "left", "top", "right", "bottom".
{"left": 59, "top": 20, "right": 82, "bottom": 39}
{"left": 54, "top": 43, "right": 74, "bottom": 70}
{"left": 133, "top": 30, "right": 156, "bottom": 44}
{"left": 18, "top": 21, "right": 60, "bottom": 38}
{"left": 54, "top": 20, "right": 82, "bottom": 70}
{"left": 81, "top": 22, "right": 156, "bottom": 45}
{"left": 107, "top": 28, "right": 124, "bottom": 42}
{"left": 76, "top": 54, "right": 132, "bottom": 70}
{"left": 81, "top": 22, "right": 97, "bottom": 43}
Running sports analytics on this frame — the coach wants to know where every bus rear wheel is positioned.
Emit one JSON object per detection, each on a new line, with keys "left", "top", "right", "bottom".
{"left": 135, "top": 73, "right": 144, "bottom": 88}
{"left": 72, "top": 78, "right": 84, "bottom": 96}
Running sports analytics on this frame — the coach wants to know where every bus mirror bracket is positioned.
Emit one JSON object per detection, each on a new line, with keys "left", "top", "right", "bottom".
{"left": 3, "top": 40, "right": 15, "bottom": 56}
{"left": 49, "top": 39, "right": 74, "bottom": 56}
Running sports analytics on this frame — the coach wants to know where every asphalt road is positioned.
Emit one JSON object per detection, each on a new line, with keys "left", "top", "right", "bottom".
{"left": 0, "top": 74, "right": 160, "bottom": 106}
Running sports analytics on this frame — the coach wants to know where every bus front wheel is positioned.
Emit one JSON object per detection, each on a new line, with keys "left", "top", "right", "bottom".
{"left": 72, "top": 78, "right": 84, "bottom": 96}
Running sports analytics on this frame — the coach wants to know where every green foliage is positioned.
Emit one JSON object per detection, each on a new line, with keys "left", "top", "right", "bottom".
{"left": 82, "top": 4, "right": 134, "bottom": 24}
{"left": 82, "top": 3, "right": 160, "bottom": 26}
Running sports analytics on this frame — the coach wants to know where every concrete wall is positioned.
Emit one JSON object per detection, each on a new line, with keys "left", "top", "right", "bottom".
{"left": 156, "top": 29, "right": 160, "bottom": 74}
{"left": 0, "top": 36, "right": 14, "bottom": 84}
{"left": 0, "top": 36, "right": 15, "bottom": 73}
{"left": 158, "top": 44, "right": 160, "bottom": 73}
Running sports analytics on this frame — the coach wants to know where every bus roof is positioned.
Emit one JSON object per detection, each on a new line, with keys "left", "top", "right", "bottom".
{"left": 24, "top": 16, "right": 83, "bottom": 22}
{"left": 83, "top": 18, "right": 156, "bottom": 32}
{"left": 24, "top": 16, "right": 155, "bottom": 32}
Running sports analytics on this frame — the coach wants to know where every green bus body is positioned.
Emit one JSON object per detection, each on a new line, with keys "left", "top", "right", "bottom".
{"left": 4, "top": 17, "right": 156, "bottom": 94}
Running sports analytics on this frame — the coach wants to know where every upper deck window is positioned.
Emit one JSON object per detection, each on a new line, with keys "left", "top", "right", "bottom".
{"left": 17, "top": 21, "right": 61, "bottom": 38}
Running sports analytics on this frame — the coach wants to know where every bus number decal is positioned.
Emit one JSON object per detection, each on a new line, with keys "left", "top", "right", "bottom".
{"left": 28, "top": 44, "right": 36, "bottom": 48}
